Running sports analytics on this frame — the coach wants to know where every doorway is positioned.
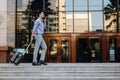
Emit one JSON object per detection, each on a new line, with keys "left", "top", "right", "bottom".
{"left": 109, "top": 38, "right": 120, "bottom": 62}
{"left": 76, "top": 37, "right": 101, "bottom": 63}
{"left": 47, "top": 37, "right": 71, "bottom": 63}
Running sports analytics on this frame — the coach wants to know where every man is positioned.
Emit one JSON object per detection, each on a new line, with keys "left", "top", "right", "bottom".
{"left": 31, "top": 11, "right": 47, "bottom": 65}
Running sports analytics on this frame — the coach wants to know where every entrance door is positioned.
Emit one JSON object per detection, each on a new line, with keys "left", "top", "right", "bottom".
{"left": 109, "top": 38, "right": 120, "bottom": 62}
{"left": 76, "top": 38, "right": 90, "bottom": 62}
{"left": 90, "top": 37, "right": 101, "bottom": 62}
{"left": 47, "top": 37, "right": 70, "bottom": 63}
{"left": 76, "top": 37, "right": 101, "bottom": 62}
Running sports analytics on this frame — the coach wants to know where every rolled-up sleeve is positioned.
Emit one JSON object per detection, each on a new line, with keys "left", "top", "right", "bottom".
{"left": 32, "top": 20, "right": 39, "bottom": 33}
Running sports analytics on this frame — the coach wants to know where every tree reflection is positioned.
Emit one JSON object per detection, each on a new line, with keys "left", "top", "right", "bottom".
{"left": 104, "top": 0, "right": 120, "bottom": 32}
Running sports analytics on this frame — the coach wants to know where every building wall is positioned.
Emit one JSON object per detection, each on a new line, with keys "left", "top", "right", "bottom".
{"left": 0, "top": 0, "right": 7, "bottom": 46}
{"left": 0, "top": 0, "right": 16, "bottom": 47}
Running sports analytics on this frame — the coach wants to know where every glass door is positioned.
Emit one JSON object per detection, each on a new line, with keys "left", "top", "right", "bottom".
{"left": 61, "top": 37, "right": 70, "bottom": 62}
{"left": 47, "top": 38, "right": 59, "bottom": 62}
{"left": 90, "top": 37, "right": 101, "bottom": 62}
{"left": 47, "top": 37, "right": 70, "bottom": 63}
{"left": 76, "top": 38, "right": 90, "bottom": 62}
{"left": 76, "top": 37, "right": 101, "bottom": 63}
{"left": 109, "top": 38, "right": 117, "bottom": 62}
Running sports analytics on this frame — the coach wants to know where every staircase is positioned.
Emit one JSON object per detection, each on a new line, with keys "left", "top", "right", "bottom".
{"left": 0, "top": 63, "right": 120, "bottom": 80}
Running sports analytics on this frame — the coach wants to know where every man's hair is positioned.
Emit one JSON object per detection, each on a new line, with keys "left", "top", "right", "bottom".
{"left": 38, "top": 10, "right": 45, "bottom": 15}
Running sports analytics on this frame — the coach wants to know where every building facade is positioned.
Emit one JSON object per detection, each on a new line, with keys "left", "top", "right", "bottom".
{"left": 0, "top": 0, "right": 120, "bottom": 63}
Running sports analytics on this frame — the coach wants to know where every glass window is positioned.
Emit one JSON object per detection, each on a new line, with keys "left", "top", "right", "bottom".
{"left": 45, "top": 0, "right": 59, "bottom": 11}
{"left": 16, "top": 0, "right": 120, "bottom": 35}
{"left": 104, "top": 0, "right": 111, "bottom": 7}
{"left": 16, "top": 0, "right": 120, "bottom": 48}
{"left": 65, "top": 0, "right": 73, "bottom": 11}
{"left": 45, "top": 0, "right": 59, "bottom": 33}
{"left": 66, "top": 12, "right": 73, "bottom": 33}
{"left": 16, "top": 0, "right": 31, "bottom": 48}
{"left": 89, "top": 0, "right": 102, "bottom": 10}
{"left": 89, "top": 12, "right": 103, "bottom": 31}
{"left": 74, "top": 0, "right": 88, "bottom": 11}
{"left": 17, "top": 0, "right": 28, "bottom": 11}
{"left": 45, "top": 11, "right": 59, "bottom": 33}
{"left": 74, "top": 12, "right": 88, "bottom": 33}
{"left": 104, "top": 0, "right": 117, "bottom": 32}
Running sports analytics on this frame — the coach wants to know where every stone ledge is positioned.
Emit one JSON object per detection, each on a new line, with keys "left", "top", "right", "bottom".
{"left": 0, "top": 46, "right": 13, "bottom": 51}
{"left": 0, "top": 46, "right": 13, "bottom": 63}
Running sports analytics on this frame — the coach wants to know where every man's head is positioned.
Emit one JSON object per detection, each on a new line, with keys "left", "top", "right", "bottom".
{"left": 38, "top": 11, "right": 45, "bottom": 19}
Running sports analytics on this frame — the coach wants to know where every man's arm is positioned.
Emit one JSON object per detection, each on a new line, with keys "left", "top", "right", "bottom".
{"left": 30, "top": 32, "right": 35, "bottom": 42}
{"left": 31, "top": 20, "right": 38, "bottom": 42}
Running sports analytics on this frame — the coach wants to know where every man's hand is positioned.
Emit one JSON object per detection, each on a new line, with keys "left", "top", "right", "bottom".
{"left": 30, "top": 37, "right": 33, "bottom": 42}
{"left": 31, "top": 32, "right": 35, "bottom": 42}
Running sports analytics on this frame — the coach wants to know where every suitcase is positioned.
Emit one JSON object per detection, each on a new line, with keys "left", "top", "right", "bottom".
{"left": 10, "top": 42, "right": 32, "bottom": 65}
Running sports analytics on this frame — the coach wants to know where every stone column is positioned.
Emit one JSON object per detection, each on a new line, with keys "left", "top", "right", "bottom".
{"left": 0, "top": 0, "right": 16, "bottom": 63}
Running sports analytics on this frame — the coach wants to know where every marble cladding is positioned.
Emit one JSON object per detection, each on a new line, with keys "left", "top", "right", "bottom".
{"left": 7, "top": 13, "right": 15, "bottom": 47}
{"left": 7, "top": 0, "right": 16, "bottom": 12}
{"left": 0, "top": 12, "right": 7, "bottom": 29}
{"left": 0, "top": 29, "right": 7, "bottom": 46}
{"left": 0, "top": 0, "right": 7, "bottom": 12}
{"left": 0, "top": 11, "right": 7, "bottom": 46}
{"left": 0, "top": 0, "right": 16, "bottom": 47}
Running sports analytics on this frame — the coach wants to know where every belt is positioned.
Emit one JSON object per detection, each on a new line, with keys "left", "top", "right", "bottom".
{"left": 35, "top": 33, "right": 43, "bottom": 35}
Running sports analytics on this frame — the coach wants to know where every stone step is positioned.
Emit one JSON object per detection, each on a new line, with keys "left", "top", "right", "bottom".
{"left": 0, "top": 63, "right": 120, "bottom": 70}
{"left": 0, "top": 77, "right": 120, "bottom": 80}
{"left": 0, "top": 63, "right": 120, "bottom": 79}
{"left": 0, "top": 67, "right": 119, "bottom": 71}
{"left": 0, "top": 71, "right": 120, "bottom": 77}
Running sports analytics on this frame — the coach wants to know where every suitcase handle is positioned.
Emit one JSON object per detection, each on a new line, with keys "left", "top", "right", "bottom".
{"left": 22, "top": 41, "right": 32, "bottom": 55}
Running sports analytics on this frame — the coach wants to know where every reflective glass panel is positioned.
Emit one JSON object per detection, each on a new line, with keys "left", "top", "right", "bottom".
{"left": 49, "top": 39, "right": 58, "bottom": 61}
{"left": 45, "top": 11, "right": 59, "bottom": 33}
{"left": 46, "top": 0, "right": 59, "bottom": 11}
{"left": 89, "top": 0, "right": 102, "bottom": 10}
{"left": 61, "top": 38, "right": 69, "bottom": 62}
{"left": 66, "top": 12, "right": 73, "bottom": 33}
{"left": 45, "top": 0, "right": 59, "bottom": 33}
{"left": 89, "top": 12, "right": 103, "bottom": 31}
{"left": 76, "top": 38, "right": 90, "bottom": 62}
{"left": 65, "top": 0, "right": 73, "bottom": 11}
{"left": 74, "top": 0, "right": 87, "bottom": 11}
{"left": 16, "top": 0, "right": 31, "bottom": 48}
{"left": 109, "top": 38, "right": 116, "bottom": 61}
{"left": 104, "top": 0, "right": 117, "bottom": 32}
{"left": 90, "top": 38, "right": 101, "bottom": 62}
{"left": 74, "top": 12, "right": 88, "bottom": 33}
